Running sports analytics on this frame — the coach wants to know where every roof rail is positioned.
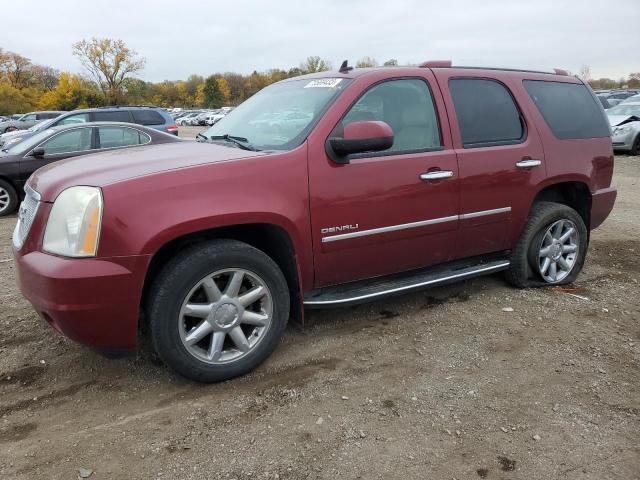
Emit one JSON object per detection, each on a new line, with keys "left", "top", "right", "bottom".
{"left": 419, "top": 61, "right": 571, "bottom": 76}
{"left": 97, "top": 105, "right": 161, "bottom": 109}
{"left": 419, "top": 60, "right": 452, "bottom": 68}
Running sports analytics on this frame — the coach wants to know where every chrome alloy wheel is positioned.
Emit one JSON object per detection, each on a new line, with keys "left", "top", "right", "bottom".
{"left": 537, "top": 219, "right": 579, "bottom": 283}
{"left": 178, "top": 268, "right": 273, "bottom": 364}
{"left": 0, "top": 187, "right": 10, "bottom": 214}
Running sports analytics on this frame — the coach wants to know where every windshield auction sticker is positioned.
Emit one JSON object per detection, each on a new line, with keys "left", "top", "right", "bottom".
{"left": 304, "top": 78, "right": 343, "bottom": 88}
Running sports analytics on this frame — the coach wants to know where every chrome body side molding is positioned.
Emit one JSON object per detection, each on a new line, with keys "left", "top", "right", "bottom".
{"left": 321, "top": 207, "right": 511, "bottom": 243}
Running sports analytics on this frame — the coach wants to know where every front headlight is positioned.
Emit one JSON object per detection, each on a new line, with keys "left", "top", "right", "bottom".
{"left": 613, "top": 125, "right": 633, "bottom": 135}
{"left": 43, "top": 186, "right": 103, "bottom": 257}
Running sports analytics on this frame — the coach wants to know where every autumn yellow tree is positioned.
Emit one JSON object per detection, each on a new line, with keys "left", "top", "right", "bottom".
{"left": 72, "top": 37, "right": 145, "bottom": 104}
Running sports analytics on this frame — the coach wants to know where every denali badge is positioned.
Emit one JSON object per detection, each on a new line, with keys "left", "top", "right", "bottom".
{"left": 321, "top": 224, "right": 359, "bottom": 234}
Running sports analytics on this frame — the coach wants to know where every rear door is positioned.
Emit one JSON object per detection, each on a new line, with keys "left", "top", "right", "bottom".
{"left": 433, "top": 70, "right": 547, "bottom": 259}
{"left": 308, "top": 71, "right": 460, "bottom": 287}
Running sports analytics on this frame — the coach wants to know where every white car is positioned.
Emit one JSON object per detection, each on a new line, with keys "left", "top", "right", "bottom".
{"left": 176, "top": 113, "right": 200, "bottom": 126}
{"left": 205, "top": 112, "right": 225, "bottom": 126}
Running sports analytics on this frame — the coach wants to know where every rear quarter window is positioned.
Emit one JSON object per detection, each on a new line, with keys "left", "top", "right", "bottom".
{"left": 523, "top": 80, "right": 610, "bottom": 139}
{"left": 131, "top": 110, "right": 165, "bottom": 125}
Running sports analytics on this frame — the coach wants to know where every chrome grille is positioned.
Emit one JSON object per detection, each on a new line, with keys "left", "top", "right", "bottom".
{"left": 12, "top": 185, "right": 40, "bottom": 250}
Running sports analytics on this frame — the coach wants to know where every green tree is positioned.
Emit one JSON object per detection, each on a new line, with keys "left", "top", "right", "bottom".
{"left": 202, "top": 75, "right": 224, "bottom": 108}
{"left": 383, "top": 58, "right": 399, "bottom": 67}
{"left": 301, "top": 56, "right": 331, "bottom": 73}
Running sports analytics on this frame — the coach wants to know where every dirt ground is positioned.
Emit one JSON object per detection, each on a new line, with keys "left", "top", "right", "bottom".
{"left": 0, "top": 154, "right": 638, "bottom": 480}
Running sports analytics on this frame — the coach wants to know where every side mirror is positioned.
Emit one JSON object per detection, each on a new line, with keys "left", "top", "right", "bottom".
{"left": 326, "top": 120, "right": 394, "bottom": 164}
{"left": 31, "top": 147, "right": 45, "bottom": 157}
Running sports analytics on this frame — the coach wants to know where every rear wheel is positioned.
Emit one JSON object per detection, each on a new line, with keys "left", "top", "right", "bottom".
{"left": 0, "top": 179, "right": 18, "bottom": 217}
{"left": 506, "top": 201, "right": 588, "bottom": 287}
{"left": 147, "top": 239, "right": 290, "bottom": 383}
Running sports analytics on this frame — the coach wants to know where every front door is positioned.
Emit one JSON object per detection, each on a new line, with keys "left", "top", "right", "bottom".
{"left": 308, "top": 74, "right": 460, "bottom": 287}
{"left": 20, "top": 127, "right": 95, "bottom": 183}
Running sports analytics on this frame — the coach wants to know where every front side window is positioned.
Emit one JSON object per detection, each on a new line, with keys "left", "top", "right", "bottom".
{"left": 524, "top": 80, "right": 611, "bottom": 139}
{"left": 21, "top": 113, "right": 37, "bottom": 122}
{"left": 57, "top": 113, "right": 90, "bottom": 126}
{"left": 202, "top": 78, "right": 351, "bottom": 150}
{"left": 41, "top": 128, "right": 93, "bottom": 155}
{"left": 449, "top": 78, "right": 524, "bottom": 147}
{"left": 98, "top": 127, "right": 150, "bottom": 149}
{"left": 337, "top": 78, "right": 441, "bottom": 153}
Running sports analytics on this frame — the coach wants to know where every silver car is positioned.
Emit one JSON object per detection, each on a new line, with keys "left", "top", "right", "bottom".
{"left": 608, "top": 102, "right": 640, "bottom": 155}
{"left": 0, "top": 111, "right": 64, "bottom": 134}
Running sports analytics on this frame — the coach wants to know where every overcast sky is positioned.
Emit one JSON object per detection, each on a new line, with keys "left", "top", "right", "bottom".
{"left": 2, "top": 0, "right": 638, "bottom": 81}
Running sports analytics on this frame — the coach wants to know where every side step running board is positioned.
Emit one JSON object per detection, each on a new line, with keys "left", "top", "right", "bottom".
{"left": 303, "top": 254, "right": 510, "bottom": 308}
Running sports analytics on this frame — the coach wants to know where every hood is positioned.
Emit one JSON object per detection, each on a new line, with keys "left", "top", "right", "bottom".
{"left": 608, "top": 114, "right": 640, "bottom": 127}
{"left": 30, "top": 141, "right": 266, "bottom": 202}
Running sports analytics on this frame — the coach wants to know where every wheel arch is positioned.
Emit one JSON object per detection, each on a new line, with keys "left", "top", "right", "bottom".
{"left": 140, "top": 222, "right": 305, "bottom": 333}
{"left": 530, "top": 179, "right": 592, "bottom": 231}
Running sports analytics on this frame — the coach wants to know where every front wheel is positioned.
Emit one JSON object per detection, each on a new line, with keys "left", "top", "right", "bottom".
{"left": 506, "top": 202, "right": 588, "bottom": 287}
{"left": 0, "top": 179, "right": 18, "bottom": 217}
{"left": 147, "top": 239, "right": 290, "bottom": 383}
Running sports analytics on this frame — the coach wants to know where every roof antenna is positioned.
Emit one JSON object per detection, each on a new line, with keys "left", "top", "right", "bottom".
{"left": 339, "top": 60, "right": 353, "bottom": 73}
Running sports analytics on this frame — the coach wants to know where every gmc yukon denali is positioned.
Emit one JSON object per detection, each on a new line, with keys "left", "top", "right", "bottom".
{"left": 12, "top": 61, "right": 617, "bottom": 382}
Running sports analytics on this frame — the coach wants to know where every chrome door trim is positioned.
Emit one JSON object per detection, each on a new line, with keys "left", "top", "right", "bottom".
{"left": 321, "top": 215, "right": 459, "bottom": 243}
{"left": 303, "top": 261, "right": 511, "bottom": 305}
{"left": 459, "top": 206, "right": 512, "bottom": 219}
{"left": 515, "top": 159, "right": 542, "bottom": 168}
{"left": 420, "top": 170, "right": 454, "bottom": 181}
{"left": 321, "top": 207, "right": 512, "bottom": 243}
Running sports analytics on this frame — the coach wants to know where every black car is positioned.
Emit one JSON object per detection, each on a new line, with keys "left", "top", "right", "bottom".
{"left": 0, "top": 122, "right": 181, "bottom": 216}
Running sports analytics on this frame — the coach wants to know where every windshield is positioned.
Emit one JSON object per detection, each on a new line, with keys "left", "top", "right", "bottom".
{"left": 202, "top": 77, "right": 351, "bottom": 150}
{"left": 4, "top": 128, "right": 56, "bottom": 154}
{"left": 607, "top": 104, "right": 640, "bottom": 116}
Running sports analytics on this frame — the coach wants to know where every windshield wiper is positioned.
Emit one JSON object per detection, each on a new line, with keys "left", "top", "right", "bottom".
{"left": 196, "top": 133, "right": 208, "bottom": 142}
{"left": 208, "top": 134, "right": 260, "bottom": 151}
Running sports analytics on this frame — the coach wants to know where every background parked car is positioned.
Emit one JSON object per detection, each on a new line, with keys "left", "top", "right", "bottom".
{"left": 0, "top": 111, "right": 64, "bottom": 133}
{"left": 176, "top": 112, "right": 201, "bottom": 125}
{"left": 0, "top": 106, "right": 178, "bottom": 148}
{"left": 0, "top": 122, "right": 181, "bottom": 216}
{"left": 607, "top": 102, "right": 640, "bottom": 155}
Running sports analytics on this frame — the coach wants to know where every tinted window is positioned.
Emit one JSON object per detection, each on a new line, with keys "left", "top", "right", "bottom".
{"left": 41, "top": 128, "right": 92, "bottom": 155}
{"left": 92, "top": 110, "right": 133, "bottom": 122}
{"left": 339, "top": 78, "right": 441, "bottom": 153}
{"left": 38, "top": 112, "right": 60, "bottom": 120}
{"left": 449, "top": 78, "right": 524, "bottom": 147}
{"left": 131, "top": 110, "right": 165, "bottom": 125}
{"left": 98, "top": 127, "right": 149, "bottom": 149}
{"left": 523, "top": 80, "right": 610, "bottom": 139}
{"left": 57, "top": 113, "right": 90, "bottom": 125}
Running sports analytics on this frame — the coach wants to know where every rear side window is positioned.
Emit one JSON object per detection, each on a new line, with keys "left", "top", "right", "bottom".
{"left": 523, "top": 80, "right": 610, "bottom": 139}
{"left": 92, "top": 110, "right": 133, "bottom": 122}
{"left": 98, "top": 127, "right": 150, "bottom": 149}
{"left": 449, "top": 78, "right": 524, "bottom": 147}
{"left": 131, "top": 110, "right": 165, "bottom": 125}
{"left": 38, "top": 112, "right": 60, "bottom": 120}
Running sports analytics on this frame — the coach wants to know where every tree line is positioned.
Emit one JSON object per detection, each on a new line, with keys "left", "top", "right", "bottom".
{"left": 1, "top": 39, "right": 638, "bottom": 115}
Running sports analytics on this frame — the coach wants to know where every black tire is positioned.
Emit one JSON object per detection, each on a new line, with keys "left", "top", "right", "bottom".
{"left": 506, "top": 201, "right": 588, "bottom": 288}
{"left": 147, "top": 239, "right": 290, "bottom": 383}
{"left": 0, "top": 179, "right": 18, "bottom": 217}
{"left": 630, "top": 134, "right": 640, "bottom": 156}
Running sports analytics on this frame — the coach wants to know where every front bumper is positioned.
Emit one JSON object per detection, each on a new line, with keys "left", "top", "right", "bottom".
{"left": 591, "top": 187, "right": 617, "bottom": 230}
{"left": 14, "top": 248, "right": 150, "bottom": 353}
{"left": 611, "top": 131, "right": 636, "bottom": 150}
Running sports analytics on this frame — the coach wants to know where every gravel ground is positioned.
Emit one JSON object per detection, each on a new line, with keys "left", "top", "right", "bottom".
{"left": 0, "top": 155, "right": 638, "bottom": 480}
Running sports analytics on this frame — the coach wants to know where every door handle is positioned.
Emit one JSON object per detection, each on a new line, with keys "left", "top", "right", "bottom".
{"left": 515, "top": 159, "right": 542, "bottom": 168}
{"left": 420, "top": 170, "right": 454, "bottom": 181}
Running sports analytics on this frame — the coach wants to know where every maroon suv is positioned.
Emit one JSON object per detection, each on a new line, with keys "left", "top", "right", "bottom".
{"left": 13, "top": 61, "right": 616, "bottom": 382}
